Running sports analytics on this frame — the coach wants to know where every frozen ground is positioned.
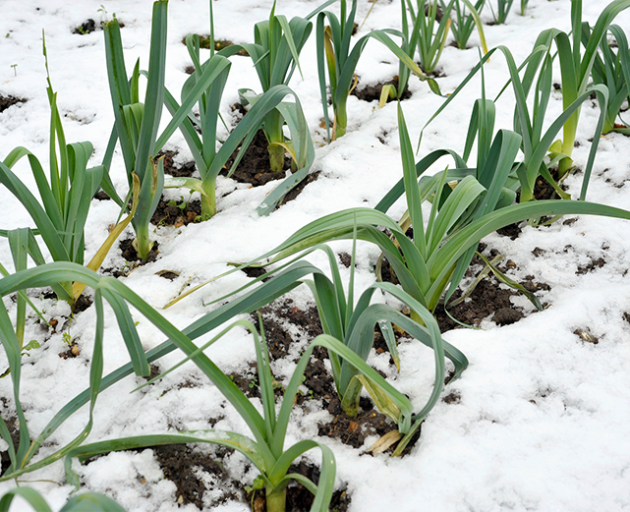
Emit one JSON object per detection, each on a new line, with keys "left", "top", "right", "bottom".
{"left": 1, "top": 0, "right": 630, "bottom": 510}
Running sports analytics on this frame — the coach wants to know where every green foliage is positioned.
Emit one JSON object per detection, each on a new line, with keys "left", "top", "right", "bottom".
{"left": 102, "top": 1, "right": 205, "bottom": 258}
{"left": 164, "top": 30, "right": 314, "bottom": 217}
{"left": 316, "top": 0, "right": 436, "bottom": 141}
{"left": 585, "top": 23, "right": 630, "bottom": 134}
{"left": 489, "top": 0, "right": 515, "bottom": 24}
{"left": 217, "top": 0, "right": 322, "bottom": 173}
{"left": 444, "top": 0, "right": 487, "bottom": 51}
{"left": 516, "top": 0, "right": 630, "bottom": 177}
{"left": 405, "top": 0, "right": 455, "bottom": 74}
{"left": 185, "top": 104, "right": 630, "bottom": 320}
{"left": 65, "top": 318, "right": 339, "bottom": 512}
{"left": 0, "top": 263, "right": 156, "bottom": 482}
{"left": 0, "top": 38, "right": 108, "bottom": 302}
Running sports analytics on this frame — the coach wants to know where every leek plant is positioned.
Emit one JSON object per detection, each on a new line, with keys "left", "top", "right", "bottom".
{"left": 193, "top": 104, "right": 630, "bottom": 319}
{"left": 316, "top": 0, "right": 437, "bottom": 141}
{"left": 489, "top": 0, "right": 515, "bottom": 24}
{"left": 65, "top": 318, "right": 340, "bottom": 512}
{"left": 421, "top": 43, "right": 608, "bottom": 202}
{"left": 0, "top": 42, "right": 134, "bottom": 304}
{"left": 103, "top": 1, "right": 217, "bottom": 258}
{"left": 444, "top": 0, "right": 488, "bottom": 51}
{"left": 520, "top": 0, "right": 529, "bottom": 16}
{"left": 518, "top": 0, "right": 630, "bottom": 178}
{"left": 0, "top": 488, "right": 127, "bottom": 512}
{"left": 585, "top": 23, "right": 630, "bottom": 135}
{"left": 217, "top": 1, "right": 327, "bottom": 173}
{"left": 405, "top": 0, "right": 456, "bottom": 74}
{"left": 187, "top": 234, "right": 468, "bottom": 453}
{"left": 164, "top": 28, "right": 314, "bottom": 218}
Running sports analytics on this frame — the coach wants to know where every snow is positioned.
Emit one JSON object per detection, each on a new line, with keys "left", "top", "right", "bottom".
{"left": 1, "top": 0, "right": 630, "bottom": 510}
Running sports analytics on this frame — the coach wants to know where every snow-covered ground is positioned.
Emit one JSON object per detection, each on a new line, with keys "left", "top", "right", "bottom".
{"left": 1, "top": 0, "right": 630, "bottom": 510}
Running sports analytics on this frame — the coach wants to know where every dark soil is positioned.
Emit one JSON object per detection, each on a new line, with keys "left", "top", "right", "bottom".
{"left": 155, "top": 150, "right": 196, "bottom": 178}
{"left": 72, "top": 294, "right": 93, "bottom": 314}
{"left": 73, "top": 18, "right": 123, "bottom": 34}
{"left": 152, "top": 443, "right": 350, "bottom": 512}
{"left": 351, "top": 76, "right": 412, "bottom": 103}
{"left": 93, "top": 190, "right": 111, "bottom": 201}
{"left": 434, "top": 274, "right": 549, "bottom": 332}
{"left": 497, "top": 169, "right": 567, "bottom": 239}
{"left": 149, "top": 444, "right": 244, "bottom": 509}
{"left": 379, "top": 255, "right": 549, "bottom": 333}
{"left": 223, "top": 120, "right": 319, "bottom": 205}
{"left": 58, "top": 342, "right": 81, "bottom": 359}
{"left": 73, "top": 19, "right": 97, "bottom": 34}
{"left": 119, "top": 238, "right": 160, "bottom": 264}
{"left": 0, "top": 95, "right": 26, "bottom": 114}
{"left": 223, "top": 124, "right": 292, "bottom": 186}
{"left": 249, "top": 461, "right": 351, "bottom": 512}
{"left": 150, "top": 195, "right": 201, "bottom": 227}
{"left": 576, "top": 257, "right": 606, "bottom": 275}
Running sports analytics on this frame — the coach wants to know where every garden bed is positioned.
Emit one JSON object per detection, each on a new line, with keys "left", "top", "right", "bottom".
{"left": 1, "top": 0, "right": 630, "bottom": 511}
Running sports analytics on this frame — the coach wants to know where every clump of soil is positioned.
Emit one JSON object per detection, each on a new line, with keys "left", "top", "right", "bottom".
{"left": 151, "top": 195, "right": 201, "bottom": 227}
{"left": 576, "top": 256, "right": 606, "bottom": 275}
{"left": 351, "top": 76, "right": 412, "bottom": 103}
{"left": 155, "top": 150, "right": 196, "bottom": 178}
{"left": 223, "top": 123, "right": 292, "bottom": 186}
{"left": 151, "top": 444, "right": 243, "bottom": 509}
{"left": 497, "top": 169, "right": 568, "bottom": 238}
{"left": 73, "top": 18, "right": 123, "bottom": 34}
{"left": 318, "top": 395, "right": 395, "bottom": 449}
{"left": 73, "top": 19, "right": 97, "bottom": 34}
{"left": 0, "top": 95, "right": 26, "bottom": 114}
{"left": 119, "top": 238, "right": 160, "bottom": 264}
{"left": 222, "top": 115, "right": 320, "bottom": 205}
{"left": 379, "top": 255, "right": 549, "bottom": 333}
{"left": 58, "top": 342, "right": 81, "bottom": 359}
{"left": 433, "top": 275, "right": 548, "bottom": 332}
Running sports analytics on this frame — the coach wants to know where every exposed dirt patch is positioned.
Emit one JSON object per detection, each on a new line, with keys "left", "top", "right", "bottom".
{"left": 0, "top": 95, "right": 26, "bottom": 114}
{"left": 155, "top": 150, "right": 196, "bottom": 178}
{"left": 223, "top": 121, "right": 292, "bottom": 187}
{"left": 351, "top": 76, "right": 412, "bottom": 103}
{"left": 93, "top": 190, "right": 111, "bottom": 201}
{"left": 72, "top": 294, "right": 93, "bottom": 314}
{"left": 74, "top": 18, "right": 124, "bottom": 35}
{"left": 151, "top": 195, "right": 201, "bottom": 227}
{"left": 433, "top": 274, "right": 547, "bottom": 332}
{"left": 58, "top": 342, "right": 81, "bottom": 359}
{"left": 497, "top": 170, "right": 567, "bottom": 239}
{"left": 378, "top": 254, "right": 549, "bottom": 332}
{"left": 119, "top": 238, "right": 160, "bottom": 264}
{"left": 442, "top": 391, "right": 461, "bottom": 404}
{"left": 73, "top": 19, "right": 97, "bottom": 34}
{"left": 576, "top": 256, "right": 606, "bottom": 275}
{"left": 152, "top": 444, "right": 243, "bottom": 509}
{"left": 318, "top": 395, "right": 394, "bottom": 449}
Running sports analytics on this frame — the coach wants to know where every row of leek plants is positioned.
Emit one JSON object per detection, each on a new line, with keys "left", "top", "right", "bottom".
{"left": 3, "top": 0, "right": 630, "bottom": 509}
